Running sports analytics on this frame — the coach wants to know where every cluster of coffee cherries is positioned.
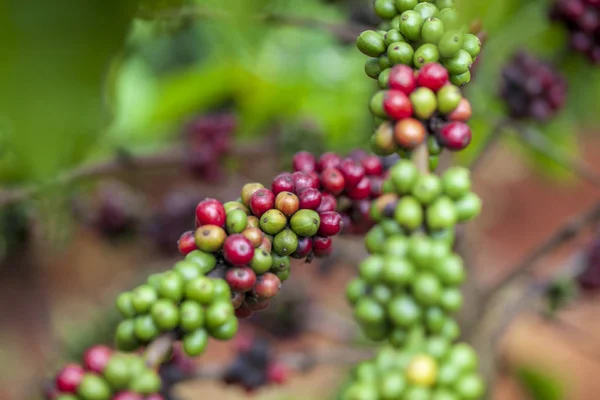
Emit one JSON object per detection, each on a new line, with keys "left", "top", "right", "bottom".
{"left": 115, "top": 254, "right": 238, "bottom": 356}
{"left": 184, "top": 113, "right": 236, "bottom": 182}
{"left": 286, "top": 151, "right": 386, "bottom": 236}
{"left": 45, "top": 345, "right": 162, "bottom": 400}
{"left": 347, "top": 232, "right": 464, "bottom": 343}
{"left": 357, "top": 0, "right": 481, "bottom": 86}
{"left": 499, "top": 50, "right": 567, "bottom": 121}
{"left": 341, "top": 341, "right": 484, "bottom": 400}
{"left": 550, "top": 0, "right": 600, "bottom": 64}
{"left": 223, "top": 335, "right": 288, "bottom": 392}
{"left": 370, "top": 63, "right": 473, "bottom": 158}
{"left": 370, "top": 162, "right": 481, "bottom": 235}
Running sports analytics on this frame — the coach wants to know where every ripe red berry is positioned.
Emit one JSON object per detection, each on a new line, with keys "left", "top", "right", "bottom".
{"left": 267, "top": 362, "right": 289, "bottom": 385}
{"left": 361, "top": 155, "right": 384, "bottom": 176}
{"left": 244, "top": 298, "right": 271, "bottom": 312}
{"left": 272, "top": 173, "right": 294, "bottom": 195}
{"left": 56, "top": 364, "right": 85, "bottom": 393}
{"left": 235, "top": 307, "right": 254, "bottom": 319}
{"left": 316, "top": 193, "right": 337, "bottom": 213}
{"left": 313, "top": 236, "right": 333, "bottom": 257}
{"left": 113, "top": 392, "right": 144, "bottom": 400}
{"left": 83, "top": 345, "right": 112, "bottom": 374}
{"left": 346, "top": 176, "right": 371, "bottom": 200}
{"left": 320, "top": 168, "right": 346, "bottom": 196}
{"left": 438, "top": 122, "right": 472, "bottom": 151}
{"left": 339, "top": 159, "right": 366, "bottom": 189}
{"left": 195, "top": 198, "right": 226, "bottom": 227}
{"left": 292, "top": 151, "right": 317, "bottom": 173}
{"left": 318, "top": 211, "right": 343, "bottom": 237}
{"left": 383, "top": 90, "right": 413, "bottom": 120}
{"left": 177, "top": 231, "right": 197, "bottom": 255}
{"left": 416, "top": 63, "right": 449, "bottom": 92}
{"left": 250, "top": 188, "right": 275, "bottom": 217}
{"left": 447, "top": 98, "right": 472, "bottom": 122}
{"left": 252, "top": 273, "right": 281, "bottom": 299}
{"left": 223, "top": 234, "right": 255, "bottom": 266}
{"left": 225, "top": 266, "right": 257, "bottom": 292}
{"left": 388, "top": 65, "right": 417, "bottom": 95}
{"left": 291, "top": 236, "right": 313, "bottom": 259}
{"left": 297, "top": 188, "right": 323, "bottom": 210}
{"left": 292, "top": 172, "right": 319, "bottom": 194}
{"left": 317, "top": 152, "right": 342, "bottom": 171}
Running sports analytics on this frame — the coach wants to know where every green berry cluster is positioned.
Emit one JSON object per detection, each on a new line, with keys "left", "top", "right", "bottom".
{"left": 357, "top": 0, "right": 481, "bottom": 86}
{"left": 341, "top": 340, "right": 485, "bottom": 400}
{"left": 371, "top": 161, "right": 481, "bottom": 233}
{"left": 348, "top": 232, "right": 463, "bottom": 343}
{"left": 115, "top": 253, "right": 237, "bottom": 357}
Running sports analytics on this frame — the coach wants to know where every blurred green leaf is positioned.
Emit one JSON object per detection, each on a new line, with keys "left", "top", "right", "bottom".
{"left": 516, "top": 365, "right": 565, "bottom": 400}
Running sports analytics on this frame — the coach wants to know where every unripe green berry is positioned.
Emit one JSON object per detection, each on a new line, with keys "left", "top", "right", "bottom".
{"left": 354, "top": 297, "right": 386, "bottom": 326}
{"left": 129, "top": 370, "right": 161, "bottom": 395}
{"left": 290, "top": 209, "right": 320, "bottom": 237}
{"left": 374, "top": 0, "right": 399, "bottom": 19}
{"left": 180, "top": 300, "right": 205, "bottom": 332}
{"left": 379, "top": 68, "right": 391, "bottom": 89}
{"left": 259, "top": 209, "right": 288, "bottom": 235}
{"left": 273, "top": 228, "right": 299, "bottom": 256}
{"left": 437, "top": 85, "right": 462, "bottom": 114}
{"left": 77, "top": 374, "right": 111, "bottom": 400}
{"left": 131, "top": 285, "right": 158, "bottom": 314}
{"left": 388, "top": 295, "right": 421, "bottom": 327}
{"left": 382, "top": 257, "right": 415, "bottom": 287}
{"left": 407, "top": 234, "right": 433, "bottom": 268}
{"left": 183, "top": 328, "right": 209, "bottom": 356}
{"left": 435, "top": 0, "right": 455, "bottom": 9}
{"left": 209, "top": 316, "right": 239, "bottom": 340}
{"left": 390, "top": 160, "right": 419, "bottom": 193}
{"left": 394, "top": 196, "right": 423, "bottom": 231}
{"left": 440, "top": 287, "right": 463, "bottom": 312}
{"left": 413, "top": 273, "right": 443, "bottom": 306}
{"left": 414, "top": 2, "right": 438, "bottom": 19}
{"left": 103, "top": 355, "right": 130, "bottom": 390}
{"left": 346, "top": 278, "right": 368, "bottom": 305}
{"left": 429, "top": 155, "right": 440, "bottom": 171}
{"left": 359, "top": 255, "right": 385, "bottom": 284}
{"left": 380, "top": 219, "right": 404, "bottom": 236}
{"left": 443, "top": 49, "right": 473, "bottom": 75}
{"left": 395, "top": 0, "right": 418, "bottom": 12}
{"left": 115, "top": 319, "right": 139, "bottom": 351}
{"left": 383, "top": 235, "right": 409, "bottom": 258}
{"left": 365, "top": 58, "right": 382, "bottom": 79}
{"left": 425, "top": 307, "right": 446, "bottom": 333}
{"left": 185, "top": 276, "right": 215, "bottom": 305}
{"left": 185, "top": 250, "right": 217, "bottom": 274}
{"left": 438, "top": 30, "right": 463, "bottom": 58}
{"left": 212, "top": 278, "right": 232, "bottom": 301}
{"left": 450, "top": 71, "right": 471, "bottom": 87}
{"left": 462, "top": 33, "right": 481, "bottom": 57}
{"left": 151, "top": 299, "right": 180, "bottom": 331}
{"left": 399, "top": 11, "right": 424, "bottom": 41}
{"left": 437, "top": 8, "right": 459, "bottom": 28}
{"left": 384, "top": 29, "right": 405, "bottom": 46}
{"left": 454, "top": 374, "right": 485, "bottom": 399}
{"left": 365, "top": 225, "right": 386, "bottom": 254}
{"left": 226, "top": 209, "right": 248, "bottom": 234}
{"left": 454, "top": 192, "right": 482, "bottom": 222}
{"left": 134, "top": 314, "right": 160, "bottom": 342}
{"left": 412, "top": 174, "right": 442, "bottom": 204}
{"left": 157, "top": 271, "right": 184, "bottom": 302}
{"left": 403, "top": 386, "right": 431, "bottom": 400}
{"left": 380, "top": 373, "right": 407, "bottom": 399}
{"left": 410, "top": 87, "right": 437, "bottom": 119}
{"left": 370, "top": 90, "right": 387, "bottom": 118}
{"left": 387, "top": 42, "right": 415, "bottom": 66}
{"left": 205, "top": 300, "right": 234, "bottom": 329}
{"left": 250, "top": 248, "right": 272, "bottom": 274}
{"left": 379, "top": 54, "right": 392, "bottom": 70}
{"left": 442, "top": 166, "right": 471, "bottom": 198}
{"left": 426, "top": 197, "right": 457, "bottom": 230}
{"left": 435, "top": 254, "right": 465, "bottom": 285}
{"left": 174, "top": 260, "right": 201, "bottom": 282}
{"left": 116, "top": 292, "right": 136, "bottom": 318}
{"left": 421, "top": 17, "right": 445, "bottom": 43}
{"left": 357, "top": 30, "right": 386, "bottom": 57}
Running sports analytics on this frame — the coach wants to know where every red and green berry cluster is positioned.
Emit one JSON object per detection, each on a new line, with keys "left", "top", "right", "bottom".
{"left": 370, "top": 63, "right": 473, "bottom": 158}
{"left": 357, "top": 0, "right": 481, "bottom": 86}
{"left": 500, "top": 50, "right": 567, "bottom": 122}
{"left": 46, "top": 346, "right": 163, "bottom": 400}
{"left": 550, "top": 0, "right": 600, "bottom": 64}
{"left": 223, "top": 335, "right": 288, "bottom": 392}
{"left": 341, "top": 341, "right": 484, "bottom": 400}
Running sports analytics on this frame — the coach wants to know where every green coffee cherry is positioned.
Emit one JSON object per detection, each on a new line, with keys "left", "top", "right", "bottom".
{"left": 410, "top": 87, "right": 437, "bottom": 119}
{"left": 390, "top": 160, "right": 419, "bottom": 194}
{"left": 448, "top": 344, "right": 479, "bottom": 371}
{"left": 134, "top": 315, "right": 160, "bottom": 342}
{"left": 435, "top": 254, "right": 465, "bottom": 285}
{"left": 174, "top": 260, "right": 201, "bottom": 282}
{"left": 380, "top": 219, "right": 404, "bottom": 236}
{"left": 273, "top": 228, "right": 299, "bottom": 256}
{"left": 250, "top": 248, "right": 272, "bottom": 274}
{"left": 443, "top": 49, "right": 473, "bottom": 75}
{"left": 186, "top": 250, "right": 217, "bottom": 274}
{"left": 290, "top": 209, "right": 320, "bottom": 237}
{"left": 379, "top": 68, "right": 391, "bottom": 89}
{"left": 375, "top": 0, "right": 399, "bottom": 19}
{"left": 185, "top": 276, "right": 215, "bottom": 305}
{"left": 224, "top": 200, "right": 249, "bottom": 215}
{"left": 394, "top": 196, "right": 423, "bottom": 231}
{"left": 437, "top": 84, "right": 462, "bottom": 114}
{"left": 403, "top": 386, "right": 431, "bottom": 400}
{"left": 357, "top": 30, "right": 386, "bottom": 57}
{"left": 226, "top": 209, "right": 248, "bottom": 234}
{"left": 260, "top": 209, "right": 288, "bottom": 235}
{"left": 346, "top": 278, "right": 368, "bottom": 305}
{"left": 435, "top": 0, "right": 455, "bottom": 9}
{"left": 438, "top": 8, "right": 459, "bottom": 28}
{"left": 383, "top": 235, "right": 409, "bottom": 258}
{"left": 429, "top": 155, "right": 440, "bottom": 171}
{"left": 427, "top": 197, "right": 457, "bottom": 230}
{"left": 129, "top": 370, "right": 161, "bottom": 395}
{"left": 180, "top": 300, "right": 205, "bottom": 332}
{"left": 212, "top": 278, "right": 232, "bottom": 300}
{"left": 209, "top": 316, "right": 239, "bottom": 340}
{"left": 414, "top": 2, "right": 438, "bottom": 20}
{"left": 379, "top": 55, "right": 392, "bottom": 70}
{"left": 183, "top": 328, "right": 209, "bottom": 356}
{"left": 399, "top": 11, "right": 424, "bottom": 41}
{"left": 426, "top": 337, "right": 451, "bottom": 360}
{"left": 370, "top": 90, "right": 387, "bottom": 118}
{"left": 421, "top": 17, "right": 445, "bottom": 44}
{"left": 387, "top": 43, "right": 414, "bottom": 67}
{"left": 205, "top": 300, "right": 234, "bottom": 329}
{"left": 380, "top": 372, "right": 407, "bottom": 399}
{"left": 116, "top": 292, "right": 136, "bottom": 318}
{"left": 438, "top": 31, "right": 463, "bottom": 58}
{"left": 384, "top": 29, "right": 405, "bottom": 46}
{"left": 365, "top": 58, "right": 383, "bottom": 79}
{"left": 78, "top": 374, "right": 111, "bottom": 400}
{"left": 425, "top": 307, "right": 446, "bottom": 333}
{"left": 442, "top": 166, "right": 471, "bottom": 198}
{"left": 454, "top": 192, "right": 482, "bottom": 221}
{"left": 115, "top": 319, "right": 139, "bottom": 351}
{"left": 450, "top": 70, "right": 471, "bottom": 87}
{"left": 454, "top": 374, "right": 485, "bottom": 399}
{"left": 428, "top": 135, "right": 443, "bottom": 156}
{"left": 462, "top": 33, "right": 481, "bottom": 57}
{"left": 395, "top": 0, "right": 418, "bottom": 12}
{"left": 413, "top": 273, "right": 442, "bottom": 306}
{"left": 103, "top": 355, "right": 130, "bottom": 390}
{"left": 372, "top": 284, "right": 393, "bottom": 304}
{"left": 131, "top": 285, "right": 158, "bottom": 314}
{"left": 412, "top": 174, "right": 442, "bottom": 205}
{"left": 354, "top": 297, "right": 386, "bottom": 325}
{"left": 440, "top": 288, "right": 463, "bottom": 312}
{"left": 365, "top": 225, "right": 387, "bottom": 254}
{"left": 382, "top": 257, "right": 415, "bottom": 287}
{"left": 151, "top": 299, "right": 180, "bottom": 331}
{"left": 407, "top": 234, "right": 433, "bottom": 268}
{"left": 388, "top": 295, "right": 421, "bottom": 327}
{"left": 359, "top": 255, "right": 385, "bottom": 284}
{"left": 157, "top": 271, "right": 184, "bottom": 302}
{"left": 414, "top": 43, "right": 440, "bottom": 68}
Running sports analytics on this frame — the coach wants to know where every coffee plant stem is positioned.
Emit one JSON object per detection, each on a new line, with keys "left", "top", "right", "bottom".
{"left": 145, "top": 332, "right": 178, "bottom": 368}
{"left": 411, "top": 142, "right": 430, "bottom": 174}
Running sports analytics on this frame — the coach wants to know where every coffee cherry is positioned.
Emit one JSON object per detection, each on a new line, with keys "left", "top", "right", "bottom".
{"left": 346, "top": 176, "right": 372, "bottom": 200}
{"left": 437, "top": 85, "right": 462, "bottom": 114}
{"left": 292, "top": 171, "right": 319, "bottom": 193}
{"left": 388, "top": 65, "right": 417, "bottom": 94}
{"left": 321, "top": 168, "right": 346, "bottom": 195}
{"left": 422, "top": 17, "right": 445, "bottom": 44}
{"left": 194, "top": 225, "right": 227, "bottom": 252}
{"left": 412, "top": 174, "right": 442, "bottom": 205}
{"left": 438, "top": 122, "right": 471, "bottom": 151}
{"left": 185, "top": 276, "right": 215, "bottom": 304}
{"left": 113, "top": 392, "right": 143, "bottom": 400}
{"left": 354, "top": 297, "right": 386, "bottom": 326}
{"left": 242, "top": 227, "right": 264, "bottom": 248}
{"left": 390, "top": 160, "right": 418, "bottom": 193}
{"left": 225, "top": 209, "right": 248, "bottom": 234}
{"left": 250, "top": 249, "right": 273, "bottom": 274}
{"left": 180, "top": 300, "right": 204, "bottom": 332}
{"left": 444, "top": 49, "right": 473, "bottom": 75}
{"left": 448, "top": 98, "right": 472, "bottom": 121}
{"left": 382, "top": 257, "right": 415, "bottom": 287}
{"left": 151, "top": 299, "right": 180, "bottom": 330}
{"left": 292, "top": 151, "right": 316, "bottom": 173}
{"left": 438, "top": 30, "right": 463, "bottom": 58}
{"left": 226, "top": 266, "right": 257, "bottom": 292}
{"left": 272, "top": 173, "right": 294, "bottom": 195}
{"left": 129, "top": 370, "right": 161, "bottom": 395}
{"left": 427, "top": 197, "right": 458, "bottom": 230}
{"left": 115, "top": 320, "right": 140, "bottom": 351}
{"left": 82, "top": 345, "right": 112, "bottom": 374}
{"left": 318, "top": 152, "right": 342, "bottom": 171}
{"left": 455, "top": 193, "right": 482, "bottom": 222}
{"left": 387, "top": 41, "right": 416, "bottom": 66}
{"left": 77, "top": 373, "right": 111, "bottom": 400}
{"left": 259, "top": 236, "right": 273, "bottom": 252}
{"left": 291, "top": 236, "right": 313, "bottom": 259}
{"left": 273, "top": 228, "right": 299, "bottom": 256}
{"left": 131, "top": 285, "right": 158, "bottom": 314}
{"left": 224, "top": 201, "right": 249, "bottom": 215}
{"left": 186, "top": 250, "right": 217, "bottom": 274}
{"left": 205, "top": 300, "right": 235, "bottom": 329}
{"left": 406, "top": 354, "right": 438, "bottom": 386}
{"left": 103, "top": 355, "right": 130, "bottom": 390}
{"left": 357, "top": 30, "right": 386, "bottom": 57}
{"left": 410, "top": 87, "right": 438, "bottom": 119}
{"left": 134, "top": 315, "right": 160, "bottom": 342}
{"left": 400, "top": 11, "right": 424, "bottom": 41}
{"left": 339, "top": 159, "right": 366, "bottom": 189}
{"left": 388, "top": 295, "right": 421, "bottom": 327}
{"left": 259, "top": 209, "right": 288, "bottom": 235}
{"left": 396, "top": 0, "right": 418, "bottom": 12}
{"left": 223, "top": 234, "right": 255, "bottom": 266}
{"left": 316, "top": 193, "right": 337, "bottom": 213}
{"left": 297, "top": 188, "right": 323, "bottom": 210}
{"left": 394, "top": 196, "right": 424, "bottom": 231}
{"left": 56, "top": 364, "right": 85, "bottom": 393}
{"left": 365, "top": 58, "right": 383, "bottom": 79}
{"left": 253, "top": 273, "right": 281, "bottom": 299}
{"left": 413, "top": 273, "right": 443, "bottom": 306}
{"left": 417, "top": 63, "right": 449, "bottom": 91}
{"left": 157, "top": 272, "right": 184, "bottom": 302}
{"left": 442, "top": 167, "right": 471, "bottom": 199}
{"left": 290, "top": 209, "right": 320, "bottom": 237}
{"left": 274, "top": 191, "right": 300, "bottom": 217}
{"left": 250, "top": 189, "right": 275, "bottom": 218}
{"left": 177, "top": 231, "right": 197, "bottom": 255}
{"left": 414, "top": 44, "right": 440, "bottom": 68}
{"left": 394, "top": 118, "right": 426, "bottom": 149}
{"left": 317, "top": 211, "right": 342, "bottom": 236}
{"left": 195, "top": 198, "right": 226, "bottom": 228}
{"left": 241, "top": 183, "right": 265, "bottom": 207}
{"left": 313, "top": 236, "right": 333, "bottom": 257}
{"left": 383, "top": 90, "right": 414, "bottom": 120}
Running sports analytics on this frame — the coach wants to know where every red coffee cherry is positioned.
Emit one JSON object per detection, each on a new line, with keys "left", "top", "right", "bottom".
{"left": 388, "top": 65, "right": 417, "bottom": 95}
{"left": 223, "top": 234, "right": 255, "bottom": 266}
{"left": 339, "top": 159, "right": 366, "bottom": 189}
{"left": 292, "top": 151, "right": 317, "bottom": 173}
{"left": 225, "top": 266, "right": 257, "bottom": 292}
{"left": 416, "top": 63, "right": 449, "bottom": 92}
{"left": 317, "top": 152, "right": 342, "bottom": 171}
{"left": 438, "top": 121, "right": 472, "bottom": 151}
{"left": 272, "top": 173, "right": 294, "bottom": 195}
{"left": 83, "top": 345, "right": 112, "bottom": 374}
{"left": 195, "top": 198, "right": 226, "bottom": 227}
{"left": 250, "top": 188, "right": 275, "bottom": 218}
{"left": 321, "top": 168, "right": 346, "bottom": 195}
{"left": 55, "top": 364, "right": 85, "bottom": 393}
{"left": 383, "top": 90, "right": 413, "bottom": 120}
{"left": 318, "top": 211, "right": 343, "bottom": 237}
{"left": 298, "top": 188, "right": 323, "bottom": 210}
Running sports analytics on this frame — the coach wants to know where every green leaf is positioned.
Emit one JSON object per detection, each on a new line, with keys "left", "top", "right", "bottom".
{"left": 516, "top": 365, "right": 565, "bottom": 400}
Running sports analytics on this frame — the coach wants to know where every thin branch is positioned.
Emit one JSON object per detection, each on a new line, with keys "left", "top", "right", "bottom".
{"left": 412, "top": 141, "right": 429, "bottom": 174}
{"left": 145, "top": 332, "right": 178, "bottom": 368}
{"left": 136, "top": 6, "right": 367, "bottom": 44}
{"left": 482, "top": 200, "right": 600, "bottom": 305}
{"left": 0, "top": 141, "right": 268, "bottom": 208}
